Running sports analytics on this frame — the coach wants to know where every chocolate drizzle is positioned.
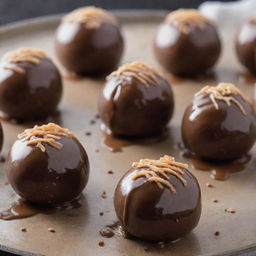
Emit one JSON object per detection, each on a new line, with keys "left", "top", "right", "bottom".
{"left": 195, "top": 83, "right": 248, "bottom": 115}
{"left": 2, "top": 48, "right": 47, "bottom": 74}
{"left": 132, "top": 155, "right": 187, "bottom": 194}
{"left": 18, "top": 123, "right": 76, "bottom": 152}
{"left": 165, "top": 9, "right": 212, "bottom": 34}
{"left": 107, "top": 62, "right": 163, "bottom": 86}
{"left": 63, "top": 6, "right": 117, "bottom": 28}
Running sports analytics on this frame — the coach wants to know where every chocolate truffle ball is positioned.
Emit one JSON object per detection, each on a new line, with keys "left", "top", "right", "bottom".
{"left": 182, "top": 83, "right": 256, "bottom": 161}
{"left": 153, "top": 9, "right": 221, "bottom": 76}
{"left": 55, "top": 6, "right": 124, "bottom": 76}
{"left": 4, "top": 123, "right": 89, "bottom": 204}
{"left": 0, "top": 48, "right": 62, "bottom": 122}
{"left": 114, "top": 155, "right": 201, "bottom": 242}
{"left": 98, "top": 62, "right": 174, "bottom": 138}
{"left": 236, "top": 16, "right": 256, "bottom": 74}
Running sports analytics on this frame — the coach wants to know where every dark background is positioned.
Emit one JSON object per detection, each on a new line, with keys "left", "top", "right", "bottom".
{"left": 0, "top": 0, "right": 233, "bottom": 25}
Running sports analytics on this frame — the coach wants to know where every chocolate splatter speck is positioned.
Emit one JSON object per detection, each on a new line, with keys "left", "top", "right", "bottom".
{"left": 206, "top": 182, "right": 215, "bottom": 188}
{"left": 0, "top": 155, "right": 5, "bottom": 162}
{"left": 101, "top": 191, "right": 107, "bottom": 199}
{"left": 98, "top": 240, "right": 105, "bottom": 247}
{"left": 225, "top": 208, "right": 236, "bottom": 214}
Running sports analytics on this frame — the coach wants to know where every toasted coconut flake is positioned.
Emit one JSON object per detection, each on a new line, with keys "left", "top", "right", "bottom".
{"left": 165, "top": 9, "right": 212, "bottom": 34}
{"left": 18, "top": 123, "right": 76, "bottom": 152}
{"left": 132, "top": 155, "right": 188, "bottom": 193}
{"left": 1, "top": 48, "right": 47, "bottom": 74}
{"left": 107, "top": 62, "right": 164, "bottom": 87}
{"left": 195, "top": 83, "right": 248, "bottom": 115}
{"left": 63, "top": 6, "right": 117, "bottom": 28}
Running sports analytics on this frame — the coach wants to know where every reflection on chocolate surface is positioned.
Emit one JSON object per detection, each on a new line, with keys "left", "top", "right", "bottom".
{"left": 0, "top": 48, "right": 62, "bottom": 122}
{"left": 236, "top": 16, "right": 256, "bottom": 74}
{"left": 4, "top": 123, "right": 89, "bottom": 204}
{"left": 182, "top": 83, "right": 256, "bottom": 161}
{"left": 154, "top": 9, "right": 221, "bottom": 76}
{"left": 98, "top": 62, "right": 174, "bottom": 139}
{"left": 114, "top": 155, "right": 201, "bottom": 242}
{"left": 55, "top": 6, "right": 124, "bottom": 76}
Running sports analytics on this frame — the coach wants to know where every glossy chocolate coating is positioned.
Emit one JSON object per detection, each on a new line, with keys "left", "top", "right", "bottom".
{"left": 114, "top": 167, "right": 201, "bottom": 242}
{"left": 55, "top": 21, "right": 124, "bottom": 76}
{"left": 154, "top": 22, "right": 221, "bottom": 76}
{"left": 98, "top": 75, "right": 174, "bottom": 138}
{"left": 182, "top": 93, "right": 256, "bottom": 161}
{"left": 0, "top": 58, "right": 62, "bottom": 121}
{"left": 5, "top": 136, "right": 89, "bottom": 204}
{"left": 236, "top": 18, "right": 256, "bottom": 74}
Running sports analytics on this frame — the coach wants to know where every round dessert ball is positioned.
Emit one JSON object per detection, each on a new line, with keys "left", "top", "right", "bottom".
{"left": 236, "top": 16, "right": 256, "bottom": 74}
{"left": 182, "top": 83, "right": 256, "bottom": 161}
{"left": 153, "top": 9, "right": 221, "bottom": 76}
{"left": 55, "top": 6, "right": 124, "bottom": 76}
{"left": 98, "top": 62, "right": 174, "bottom": 138}
{"left": 4, "top": 123, "right": 89, "bottom": 204}
{"left": 114, "top": 155, "right": 201, "bottom": 242}
{"left": 0, "top": 48, "right": 62, "bottom": 122}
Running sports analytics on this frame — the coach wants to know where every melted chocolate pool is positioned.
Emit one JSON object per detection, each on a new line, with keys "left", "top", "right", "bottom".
{"left": 0, "top": 197, "right": 83, "bottom": 221}
{"left": 181, "top": 147, "right": 252, "bottom": 181}
{"left": 101, "top": 124, "right": 169, "bottom": 152}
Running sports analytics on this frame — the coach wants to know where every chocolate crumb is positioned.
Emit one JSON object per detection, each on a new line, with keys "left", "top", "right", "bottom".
{"left": 155, "top": 242, "right": 165, "bottom": 249}
{"left": 206, "top": 182, "right": 214, "bottom": 188}
{"left": 98, "top": 240, "right": 105, "bottom": 247}
{"left": 213, "top": 199, "right": 219, "bottom": 203}
{"left": 0, "top": 155, "right": 5, "bottom": 162}
{"left": 107, "top": 170, "right": 114, "bottom": 174}
{"left": 99, "top": 212, "right": 104, "bottom": 216}
{"left": 101, "top": 191, "right": 107, "bottom": 199}
{"left": 21, "top": 227, "right": 27, "bottom": 232}
{"left": 90, "top": 120, "right": 96, "bottom": 125}
{"left": 48, "top": 228, "right": 56, "bottom": 233}
{"left": 85, "top": 132, "right": 91, "bottom": 136}
{"left": 95, "top": 114, "right": 100, "bottom": 119}
{"left": 96, "top": 149, "right": 100, "bottom": 152}
{"left": 214, "top": 231, "right": 220, "bottom": 236}
{"left": 144, "top": 247, "right": 150, "bottom": 252}
{"left": 225, "top": 208, "right": 236, "bottom": 213}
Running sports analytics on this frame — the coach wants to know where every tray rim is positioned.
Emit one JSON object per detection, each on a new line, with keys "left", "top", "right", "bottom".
{"left": 0, "top": 11, "right": 254, "bottom": 256}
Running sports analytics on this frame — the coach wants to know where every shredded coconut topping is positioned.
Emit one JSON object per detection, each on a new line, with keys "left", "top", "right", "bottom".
{"left": 107, "top": 62, "right": 163, "bottom": 87}
{"left": 195, "top": 83, "right": 248, "bottom": 115}
{"left": 165, "top": 9, "right": 212, "bottom": 34}
{"left": 63, "top": 6, "right": 117, "bottom": 28}
{"left": 132, "top": 155, "right": 188, "bottom": 194}
{"left": 18, "top": 123, "right": 76, "bottom": 152}
{"left": 1, "top": 48, "right": 47, "bottom": 74}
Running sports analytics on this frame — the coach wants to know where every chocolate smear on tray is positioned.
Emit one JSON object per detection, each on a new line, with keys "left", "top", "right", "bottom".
{"left": 0, "top": 197, "right": 83, "bottom": 221}
{"left": 182, "top": 149, "right": 252, "bottom": 181}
